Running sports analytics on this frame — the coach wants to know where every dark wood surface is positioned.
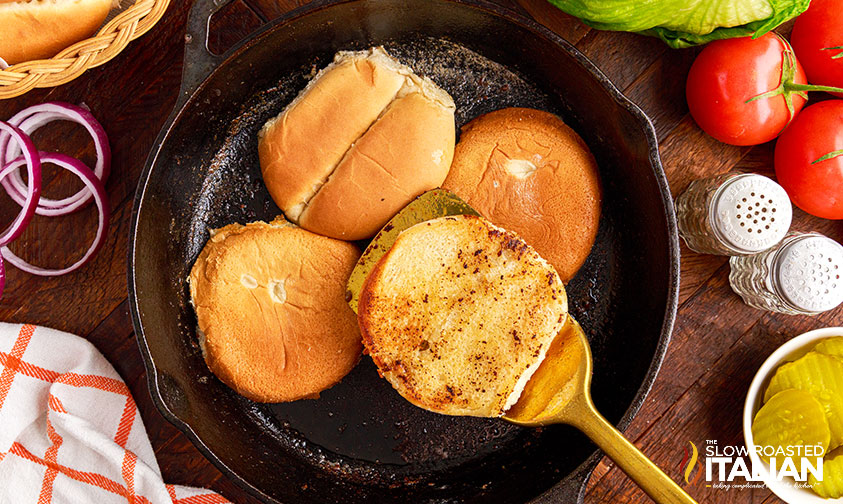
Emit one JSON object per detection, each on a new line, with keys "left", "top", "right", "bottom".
{"left": 1, "top": 1, "right": 839, "bottom": 503}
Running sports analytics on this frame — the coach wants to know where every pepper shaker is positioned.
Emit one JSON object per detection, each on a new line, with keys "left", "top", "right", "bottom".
{"left": 676, "top": 173, "right": 792, "bottom": 255}
{"left": 729, "top": 232, "right": 843, "bottom": 315}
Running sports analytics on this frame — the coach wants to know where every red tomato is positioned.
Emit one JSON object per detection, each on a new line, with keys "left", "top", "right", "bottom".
{"left": 791, "top": 0, "right": 843, "bottom": 98}
{"left": 774, "top": 100, "right": 843, "bottom": 219}
{"left": 686, "top": 33, "right": 808, "bottom": 146}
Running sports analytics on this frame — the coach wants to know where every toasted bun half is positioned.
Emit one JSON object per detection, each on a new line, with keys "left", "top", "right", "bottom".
{"left": 189, "top": 217, "right": 363, "bottom": 403}
{"left": 258, "top": 47, "right": 455, "bottom": 241}
{"left": 358, "top": 215, "right": 568, "bottom": 417}
{"left": 442, "top": 108, "right": 601, "bottom": 282}
{"left": 0, "top": 0, "right": 115, "bottom": 65}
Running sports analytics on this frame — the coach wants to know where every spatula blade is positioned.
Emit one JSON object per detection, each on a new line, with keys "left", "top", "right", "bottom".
{"left": 345, "top": 189, "right": 479, "bottom": 314}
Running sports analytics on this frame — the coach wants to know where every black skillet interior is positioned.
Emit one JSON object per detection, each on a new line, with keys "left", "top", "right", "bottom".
{"left": 129, "top": 1, "right": 678, "bottom": 503}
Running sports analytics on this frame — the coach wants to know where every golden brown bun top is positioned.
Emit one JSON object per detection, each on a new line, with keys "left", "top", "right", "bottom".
{"left": 189, "top": 217, "right": 363, "bottom": 403}
{"left": 442, "top": 107, "right": 601, "bottom": 282}
{"left": 258, "top": 46, "right": 456, "bottom": 241}
{"left": 258, "top": 48, "right": 408, "bottom": 219}
{"left": 299, "top": 90, "right": 455, "bottom": 241}
{"left": 358, "top": 215, "right": 568, "bottom": 418}
{"left": 0, "top": 0, "right": 115, "bottom": 65}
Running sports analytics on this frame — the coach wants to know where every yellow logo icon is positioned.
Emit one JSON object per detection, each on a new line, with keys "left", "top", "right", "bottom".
{"left": 680, "top": 441, "right": 703, "bottom": 486}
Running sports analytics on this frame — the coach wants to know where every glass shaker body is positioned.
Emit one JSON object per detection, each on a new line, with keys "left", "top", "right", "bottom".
{"left": 729, "top": 232, "right": 843, "bottom": 315}
{"left": 676, "top": 173, "right": 792, "bottom": 256}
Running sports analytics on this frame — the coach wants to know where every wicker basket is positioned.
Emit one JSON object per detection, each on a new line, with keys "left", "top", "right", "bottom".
{"left": 0, "top": 0, "right": 171, "bottom": 99}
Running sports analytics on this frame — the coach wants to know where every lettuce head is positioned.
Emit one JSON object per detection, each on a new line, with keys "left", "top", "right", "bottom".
{"left": 548, "top": 0, "right": 811, "bottom": 48}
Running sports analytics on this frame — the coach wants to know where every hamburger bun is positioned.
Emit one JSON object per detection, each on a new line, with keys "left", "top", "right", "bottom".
{"left": 258, "top": 47, "right": 455, "bottom": 241}
{"left": 189, "top": 217, "right": 363, "bottom": 403}
{"left": 442, "top": 108, "right": 601, "bottom": 282}
{"left": 0, "top": 0, "right": 116, "bottom": 65}
{"left": 358, "top": 215, "right": 568, "bottom": 417}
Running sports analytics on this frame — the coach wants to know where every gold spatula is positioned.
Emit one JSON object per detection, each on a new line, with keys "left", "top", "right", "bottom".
{"left": 346, "top": 189, "right": 697, "bottom": 504}
{"left": 505, "top": 318, "right": 696, "bottom": 504}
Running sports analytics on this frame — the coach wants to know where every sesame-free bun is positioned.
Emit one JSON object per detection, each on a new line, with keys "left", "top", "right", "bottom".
{"left": 189, "top": 217, "right": 363, "bottom": 403}
{"left": 442, "top": 108, "right": 601, "bottom": 282}
{"left": 0, "top": 0, "right": 116, "bottom": 65}
{"left": 258, "top": 47, "right": 456, "bottom": 241}
{"left": 358, "top": 215, "right": 568, "bottom": 418}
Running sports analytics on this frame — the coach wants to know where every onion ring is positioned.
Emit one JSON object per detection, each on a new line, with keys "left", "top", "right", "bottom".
{"left": 1, "top": 152, "right": 108, "bottom": 277}
{"left": 0, "top": 102, "right": 110, "bottom": 216}
{"left": 0, "top": 122, "right": 41, "bottom": 247}
{"left": 0, "top": 253, "right": 4, "bottom": 299}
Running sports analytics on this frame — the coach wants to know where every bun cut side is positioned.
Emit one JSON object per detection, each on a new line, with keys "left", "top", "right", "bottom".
{"left": 0, "top": 0, "right": 116, "bottom": 65}
{"left": 259, "top": 47, "right": 456, "bottom": 241}
{"left": 358, "top": 215, "right": 568, "bottom": 418}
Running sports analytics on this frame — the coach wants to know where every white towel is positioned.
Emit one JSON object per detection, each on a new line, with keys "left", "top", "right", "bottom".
{"left": 0, "top": 323, "right": 231, "bottom": 504}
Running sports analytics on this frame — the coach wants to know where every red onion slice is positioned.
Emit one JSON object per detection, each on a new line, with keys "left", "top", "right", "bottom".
{"left": 0, "top": 253, "right": 4, "bottom": 299}
{"left": 0, "top": 102, "right": 110, "bottom": 216}
{"left": 1, "top": 152, "right": 108, "bottom": 277}
{"left": 0, "top": 58, "right": 8, "bottom": 70}
{"left": 0, "top": 122, "right": 41, "bottom": 247}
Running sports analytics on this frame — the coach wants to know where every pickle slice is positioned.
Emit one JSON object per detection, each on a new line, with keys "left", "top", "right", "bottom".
{"left": 752, "top": 389, "right": 830, "bottom": 464}
{"left": 814, "top": 337, "right": 843, "bottom": 360}
{"left": 810, "top": 447, "right": 843, "bottom": 499}
{"left": 765, "top": 352, "right": 843, "bottom": 449}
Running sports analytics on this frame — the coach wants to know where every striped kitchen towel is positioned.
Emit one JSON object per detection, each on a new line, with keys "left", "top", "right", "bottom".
{"left": 0, "top": 323, "right": 230, "bottom": 504}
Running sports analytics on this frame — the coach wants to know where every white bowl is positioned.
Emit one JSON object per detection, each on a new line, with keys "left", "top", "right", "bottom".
{"left": 744, "top": 327, "right": 843, "bottom": 504}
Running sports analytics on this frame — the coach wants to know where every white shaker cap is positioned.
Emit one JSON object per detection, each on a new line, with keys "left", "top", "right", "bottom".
{"left": 710, "top": 174, "right": 792, "bottom": 254}
{"left": 775, "top": 235, "right": 843, "bottom": 314}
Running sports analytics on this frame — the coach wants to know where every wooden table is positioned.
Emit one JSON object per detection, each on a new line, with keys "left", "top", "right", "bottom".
{"left": 2, "top": 1, "right": 840, "bottom": 503}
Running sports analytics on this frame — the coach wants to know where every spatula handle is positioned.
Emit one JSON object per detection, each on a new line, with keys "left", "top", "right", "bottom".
{"left": 568, "top": 394, "right": 698, "bottom": 504}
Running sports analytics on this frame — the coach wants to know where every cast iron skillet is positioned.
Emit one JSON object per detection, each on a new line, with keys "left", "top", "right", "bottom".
{"left": 128, "top": 0, "right": 680, "bottom": 502}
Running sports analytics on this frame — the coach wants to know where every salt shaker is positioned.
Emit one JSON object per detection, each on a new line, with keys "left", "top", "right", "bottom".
{"left": 729, "top": 232, "right": 843, "bottom": 315}
{"left": 676, "top": 173, "right": 792, "bottom": 255}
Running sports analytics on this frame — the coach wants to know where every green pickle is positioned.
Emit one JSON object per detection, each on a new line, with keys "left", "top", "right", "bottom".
{"left": 814, "top": 337, "right": 843, "bottom": 360}
{"left": 810, "top": 447, "right": 843, "bottom": 499}
{"left": 765, "top": 351, "right": 843, "bottom": 449}
{"left": 752, "top": 389, "right": 830, "bottom": 464}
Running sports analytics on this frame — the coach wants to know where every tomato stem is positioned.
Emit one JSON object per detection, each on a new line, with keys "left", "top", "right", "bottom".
{"left": 787, "top": 83, "right": 843, "bottom": 94}
{"left": 745, "top": 36, "right": 843, "bottom": 133}
{"left": 822, "top": 46, "right": 843, "bottom": 60}
{"left": 813, "top": 149, "right": 843, "bottom": 165}
{"left": 745, "top": 38, "right": 803, "bottom": 128}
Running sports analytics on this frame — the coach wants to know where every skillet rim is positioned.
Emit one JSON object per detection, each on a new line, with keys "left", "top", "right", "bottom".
{"left": 127, "top": 0, "right": 680, "bottom": 502}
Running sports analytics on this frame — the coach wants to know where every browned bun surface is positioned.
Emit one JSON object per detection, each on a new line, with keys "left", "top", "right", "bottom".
{"left": 0, "top": 0, "right": 114, "bottom": 65}
{"left": 442, "top": 108, "right": 601, "bottom": 282}
{"left": 258, "top": 47, "right": 456, "bottom": 241}
{"left": 189, "top": 217, "right": 363, "bottom": 403}
{"left": 358, "top": 215, "right": 568, "bottom": 418}
{"left": 299, "top": 91, "right": 455, "bottom": 240}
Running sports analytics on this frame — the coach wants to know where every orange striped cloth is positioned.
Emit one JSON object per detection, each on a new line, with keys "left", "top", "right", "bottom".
{"left": 0, "top": 323, "right": 231, "bottom": 504}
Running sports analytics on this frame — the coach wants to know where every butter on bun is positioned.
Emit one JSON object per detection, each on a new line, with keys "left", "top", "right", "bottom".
{"left": 442, "top": 108, "right": 601, "bottom": 282}
{"left": 358, "top": 215, "right": 568, "bottom": 418}
{"left": 189, "top": 217, "right": 363, "bottom": 403}
{"left": 0, "top": 0, "right": 117, "bottom": 65}
{"left": 258, "top": 47, "right": 456, "bottom": 241}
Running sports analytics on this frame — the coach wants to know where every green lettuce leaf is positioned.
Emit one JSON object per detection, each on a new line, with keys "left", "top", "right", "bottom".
{"left": 548, "top": 0, "right": 811, "bottom": 48}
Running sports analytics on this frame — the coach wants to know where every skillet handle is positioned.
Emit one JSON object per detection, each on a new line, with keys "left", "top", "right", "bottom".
{"left": 176, "top": 0, "right": 233, "bottom": 110}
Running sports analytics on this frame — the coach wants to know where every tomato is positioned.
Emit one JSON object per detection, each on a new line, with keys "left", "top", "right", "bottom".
{"left": 774, "top": 100, "right": 843, "bottom": 220}
{"left": 686, "top": 33, "right": 808, "bottom": 146}
{"left": 791, "top": 0, "right": 843, "bottom": 98}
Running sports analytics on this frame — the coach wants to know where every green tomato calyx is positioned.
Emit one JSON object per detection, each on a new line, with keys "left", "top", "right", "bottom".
{"left": 813, "top": 149, "right": 843, "bottom": 165}
{"left": 822, "top": 46, "right": 843, "bottom": 60}
{"left": 746, "top": 37, "right": 843, "bottom": 131}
